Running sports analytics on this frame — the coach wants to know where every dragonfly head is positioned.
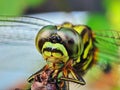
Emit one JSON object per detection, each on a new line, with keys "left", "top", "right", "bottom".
{"left": 35, "top": 25, "right": 83, "bottom": 67}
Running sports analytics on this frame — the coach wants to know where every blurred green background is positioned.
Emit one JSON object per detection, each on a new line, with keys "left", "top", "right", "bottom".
{"left": 0, "top": 0, "right": 120, "bottom": 29}
{"left": 0, "top": 0, "right": 104, "bottom": 15}
{"left": 0, "top": 0, "right": 46, "bottom": 16}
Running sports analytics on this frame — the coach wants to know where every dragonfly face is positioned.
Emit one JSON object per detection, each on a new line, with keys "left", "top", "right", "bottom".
{"left": 35, "top": 24, "right": 83, "bottom": 69}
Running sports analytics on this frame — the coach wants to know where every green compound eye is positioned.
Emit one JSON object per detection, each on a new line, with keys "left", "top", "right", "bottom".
{"left": 57, "top": 27, "right": 83, "bottom": 59}
{"left": 35, "top": 25, "right": 57, "bottom": 53}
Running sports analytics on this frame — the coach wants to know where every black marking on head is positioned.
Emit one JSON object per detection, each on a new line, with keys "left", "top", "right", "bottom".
{"left": 49, "top": 34, "right": 62, "bottom": 43}
{"left": 43, "top": 48, "right": 64, "bottom": 56}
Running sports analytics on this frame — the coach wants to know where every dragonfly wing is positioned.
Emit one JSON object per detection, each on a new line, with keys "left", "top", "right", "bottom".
{"left": 94, "top": 30, "right": 120, "bottom": 64}
{"left": 0, "top": 16, "right": 54, "bottom": 89}
{"left": 0, "top": 16, "right": 54, "bottom": 44}
{"left": 0, "top": 16, "right": 54, "bottom": 26}
{"left": 84, "top": 30, "right": 120, "bottom": 90}
{"left": 94, "top": 30, "right": 120, "bottom": 45}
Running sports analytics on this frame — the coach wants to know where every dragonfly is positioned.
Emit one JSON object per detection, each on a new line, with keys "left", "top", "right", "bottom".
{"left": 0, "top": 12, "right": 120, "bottom": 90}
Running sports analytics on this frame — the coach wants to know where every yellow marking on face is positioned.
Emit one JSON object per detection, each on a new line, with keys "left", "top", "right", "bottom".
{"left": 83, "top": 32, "right": 89, "bottom": 44}
{"left": 57, "top": 22, "right": 73, "bottom": 30}
{"left": 42, "top": 42, "right": 69, "bottom": 63}
{"left": 44, "top": 51, "right": 51, "bottom": 57}
{"left": 52, "top": 52, "right": 62, "bottom": 58}
{"left": 83, "top": 39, "right": 92, "bottom": 59}
{"left": 62, "top": 22, "right": 73, "bottom": 28}
{"left": 83, "top": 55, "right": 93, "bottom": 70}
{"left": 73, "top": 25, "right": 86, "bottom": 34}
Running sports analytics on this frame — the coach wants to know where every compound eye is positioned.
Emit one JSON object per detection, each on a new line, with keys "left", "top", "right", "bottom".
{"left": 35, "top": 25, "right": 57, "bottom": 53}
{"left": 68, "top": 39, "right": 74, "bottom": 45}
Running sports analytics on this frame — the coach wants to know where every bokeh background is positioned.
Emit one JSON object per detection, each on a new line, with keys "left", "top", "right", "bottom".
{"left": 0, "top": 0, "right": 120, "bottom": 29}
{"left": 0, "top": 0, "right": 104, "bottom": 15}
{"left": 0, "top": 0, "right": 120, "bottom": 90}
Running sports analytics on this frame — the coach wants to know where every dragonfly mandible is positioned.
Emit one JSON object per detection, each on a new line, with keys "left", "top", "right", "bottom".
{"left": 0, "top": 12, "right": 120, "bottom": 90}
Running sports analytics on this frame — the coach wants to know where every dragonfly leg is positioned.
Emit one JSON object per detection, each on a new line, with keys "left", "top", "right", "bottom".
{"left": 60, "top": 67, "right": 86, "bottom": 85}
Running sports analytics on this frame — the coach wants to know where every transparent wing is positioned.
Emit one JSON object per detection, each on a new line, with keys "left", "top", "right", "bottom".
{"left": 0, "top": 16, "right": 54, "bottom": 44}
{"left": 0, "top": 16, "right": 55, "bottom": 89}
{"left": 94, "top": 30, "right": 120, "bottom": 45}
{"left": 93, "top": 30, "right": 120, "bottom": 64}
